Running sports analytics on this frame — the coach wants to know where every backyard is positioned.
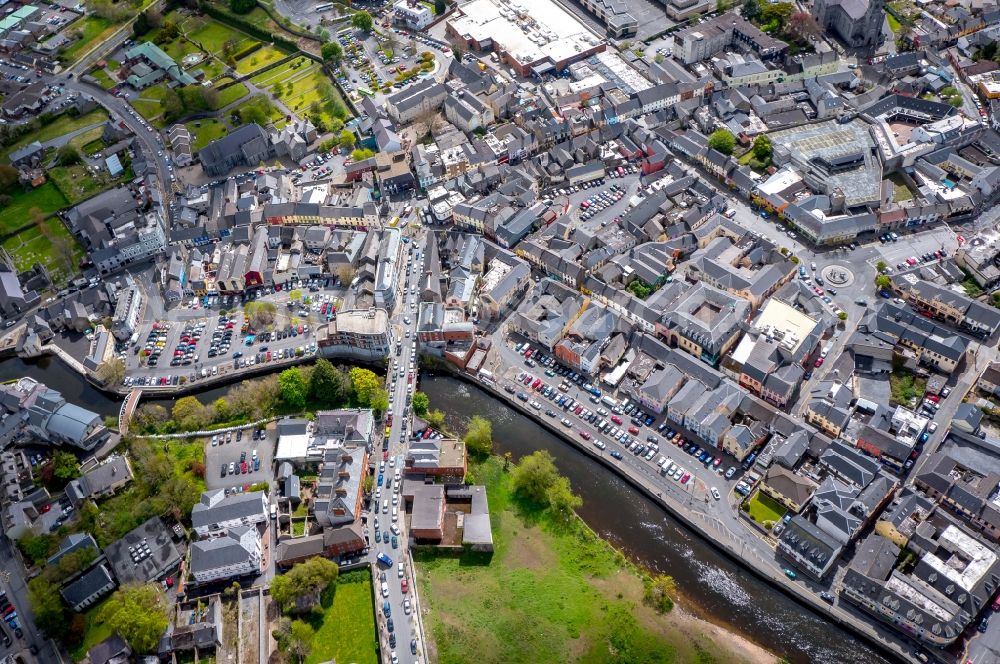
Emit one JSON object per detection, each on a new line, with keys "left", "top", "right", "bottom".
{"left": 744, "top": 490, "right": 786, "bottom": 526}
{"left": 415, "top": 457, "right": 772, "bottom": 664}
{"left": 69, "top": 600, "right": 113, "bottom": 662}
{"left": 1, "top": 217, "right": 85, "bottom": 286}
{"left": 889, "top": 369, "right": 927, "bottom": 406}
{"left": 0, "top": 182, "right": 68, "bottom": 235}
{"left": 301, "top": 570, "right": 378, "bottom": 664}
{"left": 0, "top": 109, "right": 110, "bottom": 163}
{"left": 48, "top": 161, "right": 134, "bottom": 206}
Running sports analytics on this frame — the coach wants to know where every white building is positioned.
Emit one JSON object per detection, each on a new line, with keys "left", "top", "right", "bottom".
{"left": 111, "top": 285, "right": 143, "bottom": 341}
{"left": 190, "top": 526, "right": 262, "bottom": 584}
{"left": 394, "top": 0, "right": 433, "bottom": 29}
{"left": 191, "top": 490, "right": 268, "bottom": 538}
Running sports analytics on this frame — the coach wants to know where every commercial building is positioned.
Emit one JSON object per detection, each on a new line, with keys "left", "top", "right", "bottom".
{"left": 393, "top": 0, "right": 433, "bottom": 30}
{"left": 446, "top": 0, "right": 607, "bottom": 77}
{"left": 404, "top": 438, "right": 467, "bottom": 480}
{"left": 111, "top": 285, "right": 142, "bottom": 342}
{"left": 104, "top": 517, "right": 183, "bottom": 585}
{"left": 672, "top": 12, "right": 787, "bottom": 65}
{"left": 190, "top": 526, "right": 262, "bottom": 585}
{"left": 0, "top": 377, "right": 109, "bottom": 452}
{"left": 317, "top": 309, "right": 392, "bottom": 358}
{"left": 191, "top": 490, "right": 268, "bottom": 538}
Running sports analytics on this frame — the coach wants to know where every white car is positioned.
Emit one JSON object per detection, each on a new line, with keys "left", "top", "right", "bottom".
{"left": 711, "top": 487, "right": 721, "bottom": 501}
{"left": 381, "top": 582, "right": 389, "bottom": 598}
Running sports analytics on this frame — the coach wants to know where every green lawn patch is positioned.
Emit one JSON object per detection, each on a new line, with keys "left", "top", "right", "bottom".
{"left": 217, "top": 82, "right": 249, "bottom": 108}
{"left": 745, "top": 490, "right": 786, "bottom": 525}
{"left": 69, "top": 600, "right": 113, "bottom": 662}
{"left": 886, "top": 12, "right": 902, "bottom": 32}
{"left": 235, "top": 45, "right": 289, "bottom": 75}
{"left": 90, "top": 68, "right": 116, "bottom": 89}
{"left": 889, "top": 369, "right": 927, "bottom": 406}
{"left": 0, "top": 182, "right": 68, "bottom": 235}
{"left": 415, "top": 457, "right": 746, "bottom": 664}
{"left": 250, "top": 56, "right": 311, "bottom": 87}
{"left": 188, "top": 18, "right": 255, "bottom": 55}
{"left": 62, "top": 15, "right": 116, "bottom": 64}
{"left": 2, "top": 217, "right": 84, "bottom": 285}
{"left": 68, "top": 127, "right": 106, "bottom": 153}
{"left": 301, "top": 570, "right": 378, "bottom": 664}
{"left": 130, "top": 99, "right": 162, "bottom": 122}
{"left": 138, "top": 82, "right": 170, "bottom": 103}
{"left": 186, "top": 119, "right": 229, "bottom": 152}
{"left": 0, "top": 109, "right": 109, "bottom": 162}
{"left": 889, "top": 174, "right": 913, "bottom": 202}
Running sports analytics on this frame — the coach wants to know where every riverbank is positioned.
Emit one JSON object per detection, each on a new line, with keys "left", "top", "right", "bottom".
{"left": 414, "top": 456, "right": 778, "bottom": 664}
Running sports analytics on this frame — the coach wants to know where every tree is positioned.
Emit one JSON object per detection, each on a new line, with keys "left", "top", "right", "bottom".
{"left": 338, "top": 129, "right": 355, "bottom": 151}
{"left": 52, "top": 235, "right": 77, "bottom": 275}
{"left": 838, "top": 311, "right": 848, "bottom": 321}
{"left": 288, "top": 289, "right": 303, "bottom": 302}
{"left": 270, "top": 557, "right": 339, "bottom": 614}
{"left": 875, "top": 274, "right": 891, "bottom": 290}
{"left": 51, "top": 451, "right": 80, "bottom": 481}
{"left": 244, "top": 301, "right": 277, "bottom": 329}
{"left": 351, "top": 148, "right": 374, "bottom": 161}
{"left": 760, "top": 2, "right": 794, "bottom": 30}
{"left": 350, "top": 367, "right": 382, "bottom": 404}
{"left": 0, "top": 164, "right": 18, "bottom": 190}
{"left": 783, "top": 11, "right": 822, "bottom": 42}
{"left": 229, "top": 375, "right": 280, "bottom": 420}
{"left": 741, "top": 0, "right": 761, "bottom": 21}
{"left": 100, "top": 584, "right": 170, "bottom": 653}
{"left": 708, "top": 129, "right": 736, "bottom": 155}
{"left": 309, "top": 358, "right": 347, "bottom": 406}
{"left": 287, "top": 620, "right": 314, "bottom": 663}
{"left": 279, "top": 368, "right": 308, "bottom": 410}
{"left": 230, "top": 0, "right": 255, "bottom": 13}
{"left": 369, "top": 387, "right": 389, "bottom": 416}
{"left": 362, "top": 474, "right": 374, "bottom": 494}
{"left": 135, "top": 403, "right": 169, "bottom": 430}
{"left": 424, "top": 409, "right": 446, "bottom": 429}
{"left": 57, "top": 144, "right": 82, "bottom": 166}
{"left": 336, "top": 265, "right": 354, "bottom": 286}
{"left": 547, "top": 475, "right": 581, "bottom": 520}
{"left": 435, "top": 0, "right": 446, "bottom": 13}
{"left": 28, "top": 578, "right": 67, "bottom": 639}
{"left": 172, "top": 396, "right": 207, "bottom": 431}
{"left": 96, "top": 357, "right": 125, "bottom": 385}
{"left": 351, "top": 10, "right": 373, "bottom": 32}
{"left": 644, "top": 574, "right": 677, "bottom": 613}
{"left": 213, "top": 397, "right": 231, "bottom": 422}
{"left": 411, "top": 391, "right": 429, "bottom": 416}
{"left": 464, "top": 415, "right": 493, "bottom": 456}
{"left": 503, "top": 451, "right": 512, "bottom": 471}
{"left": 876, "top": 260, "right": 888, "bottom": 273}
{"left": 751, "top": 134, "right": 772, "bottom": 162}
{"left": 18, "top": 533, "right": 58, "bottom": 566}
{"left": 512, "top": 450, "right": 559, "bottom": 503}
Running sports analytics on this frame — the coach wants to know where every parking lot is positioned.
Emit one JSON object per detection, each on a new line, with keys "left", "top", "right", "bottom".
{"left": 204, "top": 425, "right": 276, "bottom": 492}
{"left": 871, "top": 226, "right": 958, "bottom": 271}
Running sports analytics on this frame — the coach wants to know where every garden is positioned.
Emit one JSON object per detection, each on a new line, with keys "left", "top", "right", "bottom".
{"left": 299, "top": 570, "right": 378, "bottom": 664}
{"left": 743, "top": 490, "right": 787, "bottom": 527}
{"left": 1, "top": 217, "right": 84, "bottom": 286}
{"left": 0, "top": 182, "right": 68, "bottom": 235}
{"left": 0, "top": 108, "right": 109, "bottom": 163}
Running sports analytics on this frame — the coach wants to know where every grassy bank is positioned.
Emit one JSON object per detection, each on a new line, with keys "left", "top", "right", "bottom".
{"left": 415, "top": 457, "right": 776, "bottom": 664}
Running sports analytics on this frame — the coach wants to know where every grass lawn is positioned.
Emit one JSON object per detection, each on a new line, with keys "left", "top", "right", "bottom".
{"left": 186, "top": 119, "right": 229, "bottom": 152}
{"left": 188, "top": 18, "right": 255, "bottom": 55}
{"left": 137, "top": 82, "right": 170, "bottom": 102}
{"left": 301, "top": 570, "right": 378, "bottom": 664}
{"left": 90, "top": 68, "right": 116, "bottom": 89}
{"left": 62, "top": 15, "right": 116, "bottom": 64}
{"left": 250, "top": 56, "right": 311, "bottom": 87}
{"left": 275, "top": 65, "right": 349, "bottom": 126}
{"left": 886, "top": 12, "right": 902, "bottom": 32}
{"left": 217, "top": 82, "right": 250, "bottom": 108}
{"left": 131, "top": 99, "right": 162, "bottom": 123}
{"left": 2, "top": 217, "right": 84, "bottom": 285}
{"left": 69, "top": 600, "right": 113, "bottom": 662}
{"left": 890, "top": 369, "right": 927, "bottom": 406}
{"left": 889, "top": 173, "right": 913, "bottom": 202}
{"left": 232, "top": 96, "right": 284, "bottom": 125}
{"left": 415, "top": 457, "right": 758, "bottom": 664}
{"left": 49, "top": 162, "right": 133, "bottom": 206}
{"left": 745, "top": 490, "right": 786, "bottom": 525}
{"left": 67, "top": 127, "right": 105, "bottom": 152}
{"left": 0, "top": 109, "right": 109, "bottom": 162}
{"left": 0, "top": 182, "right": 68, "bottom": 235}
{"left": 160, "top": 36, "right": 203, "bottom": 63}
{"left": 235, "top": 45, "right": 289, "bottom": 75}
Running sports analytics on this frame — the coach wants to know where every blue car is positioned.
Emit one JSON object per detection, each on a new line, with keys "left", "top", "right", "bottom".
{"left": 919, "top": 431, "right": 930, "bottom": 443}
{"left": 377, "top": 474, "right": 384, "bottom": 486}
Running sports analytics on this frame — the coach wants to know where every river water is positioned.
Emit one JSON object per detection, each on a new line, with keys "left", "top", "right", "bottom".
{"left": 4, "top": 356, "right": 892, "bottom": 664}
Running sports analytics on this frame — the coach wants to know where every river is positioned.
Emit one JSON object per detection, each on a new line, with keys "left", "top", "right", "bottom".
{"left": 2, "top": 356, "right": 892, "bottom": 664}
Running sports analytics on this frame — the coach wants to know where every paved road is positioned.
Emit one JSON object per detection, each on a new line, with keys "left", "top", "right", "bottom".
{"left": 371, "top": 224, "right": 425, "bottom": 663}
{"left": 0, "top": 534, "right": 60, "bottom": 664}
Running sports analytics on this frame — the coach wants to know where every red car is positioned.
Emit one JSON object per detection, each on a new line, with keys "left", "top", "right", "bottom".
{"left": 401, "top": 578, "right": 409, "bottom": 594}
{"left": 407, "top": 373, "right": 413, "bottom": 384}
{"left": 926, "top": 394, "right": 940, "bottom": 403}
{"left": 241, "top": 462, "right": 248, "bottom": 473}
{"left": 166, "top": 576, "right": 174, "bottom": 588}
{"left": 574, "top": 405, "right": 583, "bottom": 415}
{"left": 628, "top": 426, "right": 639, "bottom": 435}
{"left": 579, "top": 430, "right": 591, "bottom": 440}
{"left": 611, "top": 415, "right": 622, "bottom": 425}
{"left": 383, "top": 450, "right": 390, "bottom": 461}
{"left": 522, "top": 374, "right": 533, "bottom": 385}
{"left": 814, "top": 358, "right": 824, "bottom": 367}
{"left": 531, "top": 378, "right": 542, "bottom": 389}
{"left": 680, "top": 473, "right": 691, "bottom": 484}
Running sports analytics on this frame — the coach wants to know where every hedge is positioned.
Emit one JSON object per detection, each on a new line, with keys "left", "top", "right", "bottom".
{"left": 232, "top": 41, "right": 262, "bottom": 61}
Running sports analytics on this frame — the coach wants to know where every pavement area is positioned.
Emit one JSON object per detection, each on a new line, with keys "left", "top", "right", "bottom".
{"left": 204, "top": 426, "right": 276, "bottom": 492}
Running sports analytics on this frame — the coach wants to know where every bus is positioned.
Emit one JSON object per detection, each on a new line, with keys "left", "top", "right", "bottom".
{"left": 356, "top": 86, "right": 374, "bottom": 97}
{"left": 315, "top": 2, "right": 334, "bottom": 10}
{"left": 388, "top": 216, "right": 400, "bottom": 228}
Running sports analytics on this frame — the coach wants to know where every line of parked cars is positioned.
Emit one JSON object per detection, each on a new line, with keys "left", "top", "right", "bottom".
{"left": 221, "top": 448, "right": 260, "bottom": 478}
{"left": 0, "top": 591, "right": 21, "bottom": 641}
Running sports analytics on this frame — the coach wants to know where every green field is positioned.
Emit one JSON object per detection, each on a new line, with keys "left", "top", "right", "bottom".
{"left": 62, "top": 15, "right": 117, "bottom": 63}
{"left": 416, "top": 457, "right": 760, "bottom": 664}
{"left": 186, "top": 119, "right": 230, "bottom": 152}
{"left": 217, "top": 82, "right": 250, "bottom": 108}
{"left": 49, "top": 162, "right": 133, "bottom": 206}
{"left": 0, "top": 183, "right": 68, "bottom": 235}
{"left": 746, "top": 491, "right": 786, "bottom": 525}
{"left": 130, "top": 98, "right": 163, "bottom": 123}
{"left": 235, "top": 45, "right": 289, "bottom": 75}
{"left": 249, "top": 56, "right": 311, "bottom": 87}
{"left": 270, "top": 63, "right": 348, "bottom": 126}
{"left": 2, "top": 217, "right": 84, "bottom": 285}
{"left": 69, "top": 600, "right": 113, "bottom": 662}
{"left": 301, "top": 570, "right": 378, "bottom": 664}
{"left": 0, "top": 109, "right": 109, "bottom": 162}
{"left": 189, "top": 18, "right": 257, "bottom": 55}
